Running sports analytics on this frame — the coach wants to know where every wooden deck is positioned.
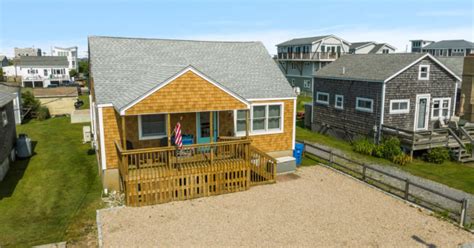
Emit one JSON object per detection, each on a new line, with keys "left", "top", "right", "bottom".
{"left": 115, "top": 139, "right": 277, "bottom": 206}
{"left": 381, "top": 125, "right": 474, "bottom": 162}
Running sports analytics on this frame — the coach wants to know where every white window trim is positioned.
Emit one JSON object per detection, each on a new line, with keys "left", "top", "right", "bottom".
{"left": 418, "top": 65, "right": 430, "bottom": 80}
{"left": 234, "top": 109, "right": 247, "bottom": 137}
{"left": 316, "top": 92, "right": 330, "bottom": 105}
{"left": 355, "top": 97, "right": 374, "bottom": 113}
{"left": 234, "top": 102, "right": 285, "bottom": 137}
{"left": 431, "top": 97, "right": 451, "bottom": 119}
{"left": 389, "top": 99, "right": 410, "bottom": 114}
{"left": 138, "top": 114, "right": 167, "bottom": 140}
{"left": 1, "top": 110, "right": 7, "bottom": 127}
{"left": 334, "top": 94, "right": 344, "bottom": 109}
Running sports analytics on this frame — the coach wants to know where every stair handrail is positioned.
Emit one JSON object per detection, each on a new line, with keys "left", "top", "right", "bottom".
{"left": 447, "top": 127, "right": 466, "bottom": 149}
{"left": 460, "top": 126, "right": 474, "bottom": 157}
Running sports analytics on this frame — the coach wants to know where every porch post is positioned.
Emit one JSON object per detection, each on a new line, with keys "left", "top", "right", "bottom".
{"left": 167, "top": 113, "right": 171, "bottom": 146}
{"left": 245, "top": 109, "right": 250, "bottom": 138}
{"left": 209, "top": 111, "right": 214, "bottom": 143}
{"left": 121, "top": 116, "right": 127, "bottom": 150}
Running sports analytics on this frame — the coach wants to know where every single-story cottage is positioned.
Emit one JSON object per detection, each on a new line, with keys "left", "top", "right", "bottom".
{"left": 89, "top": 36, "right": 296, "bottom": 206}
{"left": 0, "top": 91, "right": 17, "bottom": 181}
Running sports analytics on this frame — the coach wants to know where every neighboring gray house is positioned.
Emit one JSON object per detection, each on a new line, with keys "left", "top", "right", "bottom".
{"left": 410, "top": 40, "right": 434, "bottom": 53}
{"left": 14, "top": 47, "right": 42, "bottom": 57}
{"left": 0, "top": 91, "right": 17, "bottom": 181}
{"left": 0, "top": 83, "right": 22, "bottom": 124}
{"left": 421, "top": 40, "right": 474, "bottom": 57}
{"left": 349, "top": 42, "right": 396, "bottom": 54}
{"left": 0, "top": 56, "right": 8, "bottom": 67}
{"left": 311, "top": 53, "right": 461, "bottom": 142}
{"left": 275, "top": 35, "right": 352, "bottom": 95}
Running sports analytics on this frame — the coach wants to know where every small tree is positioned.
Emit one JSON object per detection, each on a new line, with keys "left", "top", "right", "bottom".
{"left": 22, "top": 91, "right": 41, "bottom": 119}
{"left": 78, "top": 60, "right": 89, "bottom": 78}
{"left": 69, "top": 69, "right": 78, "bottom": 78}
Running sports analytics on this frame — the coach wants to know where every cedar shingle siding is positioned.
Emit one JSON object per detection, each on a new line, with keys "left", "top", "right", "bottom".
{"left": 0, "top": 102, "right": 16, "bottom": 163}
{"left": 384, "top": 58, "right": 457, "bottom": 130}
{"left": 312, "top": 79, "right": 382, "bottom": 136}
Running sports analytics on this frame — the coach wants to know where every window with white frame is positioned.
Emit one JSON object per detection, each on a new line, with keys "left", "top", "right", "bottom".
{"left": 335, "top": 95, "right": 344, "bottom": 109}
{"left": 235, "top": 110, "right": 246, "bottom": 134}
{"left": 418, "top": 65, "right": 430, "bottom": 80}
{"left": 303, "top": 80, "right": 311, "bottom": 89}
{"left": 138, "top": 114, "right": 166, "bottom": 140}
{"left": 251, "top": 104, "right": 283, "bottom": 134}
{"left": 1, "top": 110, "right": 7, "bottom": 127}
{"left": 316, "top": 92, "right": 329, "bottom": 105}
{"left": 356, "top": 97, "right": 374, "bottom": 113}
{"left": 389, "top": 99, "right": 410, "bottom": 114}
{"left": 290, "top": 79, "right": 295, "bottom": 86}
{"left": 432, "top": 98, "right": 450, "bottom": 120}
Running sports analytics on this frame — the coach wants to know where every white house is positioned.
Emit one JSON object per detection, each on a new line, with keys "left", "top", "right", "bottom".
{"left": 51, "top": 46, "right": 78, "bottom": 71}
{"left": 2, "top": 56, "right": 70, "bottom": 88}
{"left": 349, "top": 42, "right": 396, "bottom": 54}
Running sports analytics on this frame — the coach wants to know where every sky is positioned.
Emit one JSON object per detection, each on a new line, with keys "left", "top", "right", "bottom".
{"left": 0, "top": 0, "right": 473, "bottom": 57}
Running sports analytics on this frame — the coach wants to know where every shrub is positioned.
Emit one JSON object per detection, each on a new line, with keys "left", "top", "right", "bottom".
{"left": 36, "top": 106, "right": 50, "bottom": 121}
{"left": 352, "top": 139, "right": 376, "bottom": 155}
{"left": 423, "top": 147, "right": 450, "bottom": 164}
{"left": 22, "top": 91, "right": 41, "bottom": 112}
{"left": 392, "top": 154, "right": 412, "bottom": 166}
{"left": 380, "top": 137, "right": 402, "bottom": 160}
{"left": 372, "top": 145, "right": 384, "bottom": 158}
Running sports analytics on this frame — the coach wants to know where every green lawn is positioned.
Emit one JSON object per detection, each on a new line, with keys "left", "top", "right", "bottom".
{"left": 78, "top": 93, "right": 90, "bottom": 110}
{"left": 0, "top": 117, "right": 102, "bottom": 247}
{"left": 297, "top": 95, "right": 312, "bottom": 112}
{"left": 296, "top": 123, "right": 474, "bottom": 194}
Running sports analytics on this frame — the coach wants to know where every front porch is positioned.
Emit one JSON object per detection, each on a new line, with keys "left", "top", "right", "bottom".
{"left": 116, "top": 111, "right": 277, "bottom": 206}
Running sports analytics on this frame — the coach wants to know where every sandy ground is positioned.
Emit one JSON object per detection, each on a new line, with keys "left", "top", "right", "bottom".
{"left": 99, "top": 166, "right": 473, "bottom": 247}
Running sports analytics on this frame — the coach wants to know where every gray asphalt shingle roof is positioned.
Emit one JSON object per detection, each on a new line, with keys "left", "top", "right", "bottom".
{"left": 276, "top": 35, "right": 331, "bottom": 46}
{"left": 89, "top": 36, "right": 295, "bottom": 110}
{"left": 369, "top": 44, "right": 386, "bottom": 54}
{"left": 436, "top": 57, "right": 464, "bottom": 78}
{"left": 0, "top": 91, "right": 15, "bottom": 107}
{"left": 423, "top": 40, "right": 474, "bottom": 50}
{"left": 315, "top": 53, "right": 426, "bottom": 82}
{"left": 17, "top": 56, "right": 68, "bottom": 67}
{"left": 349, "top": 42, "right": 374, "bottom": 50}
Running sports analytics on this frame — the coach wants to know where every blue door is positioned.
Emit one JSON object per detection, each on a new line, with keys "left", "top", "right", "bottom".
{"left": 196, "top": 112, "right": 218, "bottom": 144}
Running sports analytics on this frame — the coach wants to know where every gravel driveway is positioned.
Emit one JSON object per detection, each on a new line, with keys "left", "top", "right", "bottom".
{"left": 98, "top": 166, "right": 473, "bottom": 247}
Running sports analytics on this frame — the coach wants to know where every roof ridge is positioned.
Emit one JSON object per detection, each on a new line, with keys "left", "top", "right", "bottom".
{"left": 88, "top": 35, "right": 261, "bottom": 44}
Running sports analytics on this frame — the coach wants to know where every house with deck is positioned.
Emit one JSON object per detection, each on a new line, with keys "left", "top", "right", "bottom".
{"left": 310, "top": 53, "right": 474, "bottom": 161}
{"left": 275, "top": 35, "right": 351, "bottom": 95}
{"left": 89, "top": 36, "right": 297, "bottom": 206}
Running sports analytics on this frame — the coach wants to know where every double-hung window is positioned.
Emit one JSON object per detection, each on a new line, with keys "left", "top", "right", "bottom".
{"left": 335, "top": 95, "right": 344, "bottom": 109}
{"left": 251, "top": 103, "right": 283, "bottom": 134}
{"left": 316, "top": 92, "right": 329, "bottom": 105}
{"left": 356, "top": 97, "right": 374, "bottom": 113}
{"left": 389, "top": 99, "right": 410, "bottom": 114}
{"left": 235, "top": 110, "right": 247, "bottom": 135}
{"left": 418, "top": 65, "right": 430, "bottom": 80}
{"left": 138, "top": 114, "right": 166, "bottom": 140}
{"left": 432, "top": 98, "right": 450, "bottom": 120}
{"left": 1, "top": 110, "right": 7, "bottom": 127}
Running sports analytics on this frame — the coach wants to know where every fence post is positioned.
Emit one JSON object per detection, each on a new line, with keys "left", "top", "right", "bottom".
{"left": 362, "top": 164, "right": 366, "bottom": 181}
{"left": 329, "top": 150, "right": 334, "bottom": 166}
{"left": 404, "top": 179, "right": 410, "bottom": 200}
{"left": 460, "top": 198, "right": 469, "bottom": 227}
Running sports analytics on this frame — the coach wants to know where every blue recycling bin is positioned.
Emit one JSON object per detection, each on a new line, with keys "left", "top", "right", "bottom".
{"left": 293, "top": 142, "right": 305, "bottom": 166}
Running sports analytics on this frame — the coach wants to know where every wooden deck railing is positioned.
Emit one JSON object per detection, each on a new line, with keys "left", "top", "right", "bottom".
{"left": 115, "top": 139, "right": 276, "bottom": 206}
{"left": 277, "top": 52, "right": 345, "bottom": 60}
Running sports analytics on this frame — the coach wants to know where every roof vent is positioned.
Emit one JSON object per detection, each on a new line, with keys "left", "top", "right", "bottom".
{"left": 342, "top": 67, "right": 345, "bottom": 75}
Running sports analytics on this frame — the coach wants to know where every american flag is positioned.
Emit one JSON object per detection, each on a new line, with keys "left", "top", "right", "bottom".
{"left": 174, "top": 122, "right": 183, "bottom": 149}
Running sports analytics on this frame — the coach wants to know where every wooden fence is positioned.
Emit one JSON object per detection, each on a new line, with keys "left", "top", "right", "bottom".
{"left": 299, "top": 140, "right": 470, "bottom": 227}
{"left": 116, "top": 140, "right": 276, "bottom": 207}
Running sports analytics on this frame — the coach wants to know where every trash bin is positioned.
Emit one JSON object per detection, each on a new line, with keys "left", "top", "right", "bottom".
{"left": 293, "top": 142, "right": 305, "bottom": 166}
{"left": 17, "top": 134, "right": 32, "bottom": 158}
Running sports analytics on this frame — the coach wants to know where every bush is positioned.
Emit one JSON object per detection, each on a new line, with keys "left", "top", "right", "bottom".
{"left": 380, "top": 137, "right": 402, "bottom": 160}
{"left": 392, "top": 154, "right": 412, "bottom": 166}
{"left": 372, "top": 145, "right": 384, "bottom": 158}
{"left": 352, "top": 139, "right": 376, "bottom": 155}
{"left": 423, "top": 147, "right": 450, "bottom": 164}
{"left": 69, "top": 69, "right": 78, "bottom": 78}
{"left": 36, "top": 106, "right": 50, "bottom": 120}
